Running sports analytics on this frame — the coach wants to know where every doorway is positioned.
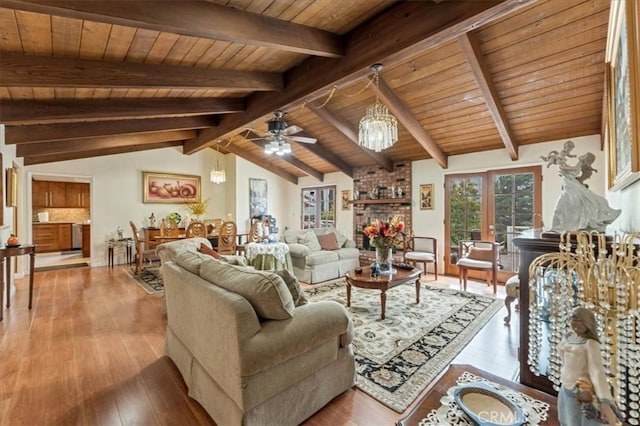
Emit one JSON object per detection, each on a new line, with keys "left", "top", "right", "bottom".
{"left": 29, "top": 173, "right": 93, "bottom": 271}
{"left": 444, "top": 166, "right": 542, "bottom": 282}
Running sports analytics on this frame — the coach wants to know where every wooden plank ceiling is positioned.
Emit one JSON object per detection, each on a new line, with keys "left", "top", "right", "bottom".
{"left": 0, "top": 0, "right": 610, "bottom": 184}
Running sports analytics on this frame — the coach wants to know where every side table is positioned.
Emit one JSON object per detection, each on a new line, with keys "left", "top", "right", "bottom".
{"left": 0, "top": 244, "right": 36, "bottom": 321}
{"left": 107, "top": 239, "right": 133, "bottom": 268}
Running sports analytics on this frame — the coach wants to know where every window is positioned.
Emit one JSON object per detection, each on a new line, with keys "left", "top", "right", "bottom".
{"left": 301, "top": 186, "right": 336, "bottom": 229}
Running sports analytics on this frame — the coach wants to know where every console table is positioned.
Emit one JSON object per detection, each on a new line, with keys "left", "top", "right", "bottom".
{"left": 0, "top": 244, "right": 36, "bottom": 321}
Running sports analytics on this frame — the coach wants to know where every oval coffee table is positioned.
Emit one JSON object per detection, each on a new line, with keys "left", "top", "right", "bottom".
{"left": 345, "top": 266, "right": 422, "bottom": 320}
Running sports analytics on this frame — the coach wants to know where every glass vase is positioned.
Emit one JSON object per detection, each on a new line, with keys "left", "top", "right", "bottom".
{"left": 375, "top": 247, "right": 393, "bottom": 273}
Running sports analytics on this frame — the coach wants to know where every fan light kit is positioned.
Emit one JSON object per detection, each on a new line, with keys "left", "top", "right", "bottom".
{"left": 264, "top": 138, "right": 292, "bottom": 156}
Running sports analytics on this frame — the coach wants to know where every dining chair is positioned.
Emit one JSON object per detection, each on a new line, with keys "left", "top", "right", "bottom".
{"left": 237, "top": 219, "right": 262, "bottom": 255}
{"left": 129, "top": 221, "right": 160, "bottom": 274}
{"left": 216, "top": 221, "right": 237, "bottom": 255}
{"left": 186, "top": 221, "right": 207, "bottom": 238}
{"left": 456, "top": 240, "right": 500, "bottom": 294}
{"left": 160, "top": 219, "right": 179, "bottom": 237}
{"left": 403, "top": 236, "right": 438, "bottom": 279}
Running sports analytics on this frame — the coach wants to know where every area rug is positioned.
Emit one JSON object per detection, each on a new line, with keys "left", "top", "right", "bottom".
{"left": 126, "top": 267, "right": 164, "bottom": 294}
{"left": 305, "top": 280, "right": 503, "bottom": 412}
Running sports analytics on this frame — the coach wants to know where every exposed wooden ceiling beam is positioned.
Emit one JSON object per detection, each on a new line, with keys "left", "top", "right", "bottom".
{"left": 310, "top": 106, "right": 394, "bottom": 172}
{"left": 5, "top": 116, "right": 216, "bottom": 144}
{"left": 244, "top": 132, "right": 324, "bottom": 181}
{"left": 0, "top": 98, "right": 245, "bottom": 125}
{"left": 292, "top": 141, "right": 353, "bottom": 178}
{"left": 23, "top": 141, "right": 183, "bottom": 166}
{"left": 1, "top": 53, "right": 282, "bottom": 91}
{"left": 184, "top": 0, "right": 529, "bottom": 154}
{"left": 2, "top": 0, "right": 343, "bottom": 57}
{"left": 372, "top": 76, "right": 448, "bottom": 169}
{"left": 17, "top": 130, "right": 195, "bottom": 157}
{"left": 221, "top": 143, "right": 298, "bottom": 185}
{"left": 458, "top": 32, "right": 518, "bottom": 160}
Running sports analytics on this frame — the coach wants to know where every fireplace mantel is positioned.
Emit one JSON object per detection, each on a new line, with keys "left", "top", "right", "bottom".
{"left": 349, "top": 198, "right": 411, "bottom": 205}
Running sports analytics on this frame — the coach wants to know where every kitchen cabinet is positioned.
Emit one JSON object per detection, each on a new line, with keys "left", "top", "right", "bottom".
{"left": 32, "top": 180, "right": 71, "bottom": 208}
{"left": 33, "top": 180, "right": 89, "bottom": 208}
{"left": 66, "top": 183, "right": 90, "bottom": 208}
{"left": 33, "top": 223, "right": 72, "bottom": 253}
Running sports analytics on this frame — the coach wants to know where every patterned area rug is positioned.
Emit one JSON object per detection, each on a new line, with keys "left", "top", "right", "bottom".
{"left": 126, "top": 267, "right": 164, "bottom": 294}
{"left": 306, "top": 280, "right": 503, "bottom": 412}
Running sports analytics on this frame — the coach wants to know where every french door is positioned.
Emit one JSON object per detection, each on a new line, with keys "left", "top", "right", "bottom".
{"left": 444, "top": 166, "right": 542, "bottom": 282}
{"left": 301, "top": 186, "right": 336, "bottom": 229}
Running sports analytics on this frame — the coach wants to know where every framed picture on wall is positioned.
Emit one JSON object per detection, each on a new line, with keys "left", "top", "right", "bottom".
{"left": 142, "top": 171, "right": 201, "bottom": 203}
{"left": 249, "top": 178, "right": 268, "bottom": 218}
{"left": 341, "top": 190, "right": 351, "bottom": 210}
{"left": 420, "top": 184, "right": 434, "bottom": 210}
{"left": 606, "top": 0, "right": 640, "bottom": 190}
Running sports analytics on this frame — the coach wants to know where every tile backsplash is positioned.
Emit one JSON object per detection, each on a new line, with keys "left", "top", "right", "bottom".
{"left": 33, "top": 208, "right": 90, "bottom": 223}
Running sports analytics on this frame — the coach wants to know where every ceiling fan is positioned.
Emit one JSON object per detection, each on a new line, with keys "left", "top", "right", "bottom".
{"left": 245, "top": 111, "right": 317, "bottom": 155}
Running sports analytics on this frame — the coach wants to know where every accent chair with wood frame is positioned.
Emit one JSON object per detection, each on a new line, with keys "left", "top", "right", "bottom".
{"left": 129, "top": 221, "right": 160, "bottom": 274}
{"left": 456, "top": 240, "right": 500, "bottom": 294}
{"left": 403, "top": 236, "right": 438, "bottom": 279}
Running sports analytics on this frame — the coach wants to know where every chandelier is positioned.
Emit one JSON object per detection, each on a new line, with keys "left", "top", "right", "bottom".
{"left": 264, "top": 138, "right": 291, "bottom": 156}
{"left": 210, "top": 143, "right": 226, "bottom": 184}
{"left": 358, "top": 63, "right": 398, "bottom": 152}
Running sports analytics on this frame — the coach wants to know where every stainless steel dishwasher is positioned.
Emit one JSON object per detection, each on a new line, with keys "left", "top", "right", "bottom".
{"left": 72, "top": 223, "right": 83, "bottom": 250}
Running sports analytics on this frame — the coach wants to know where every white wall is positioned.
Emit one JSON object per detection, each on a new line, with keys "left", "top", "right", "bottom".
{"left": 0, "top": 125, "right": 22, "bottom": 242}
{"left": 23, "top": 147, "right": 225, "bottom": 267}
{"left": 232, "top": 156, "right": 298, "bottom": 232}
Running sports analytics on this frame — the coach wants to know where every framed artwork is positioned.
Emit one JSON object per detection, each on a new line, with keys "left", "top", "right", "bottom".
{"left": 142, "top": 171, "right": 201, "bottom": 203}
{"left": 420, "top": 184, "right": 434, "bottom": 210}
{"left": 6, "top": 166, "right": 18, "bottom": 207}
{"left": 341, "top": 190, "right": 351, "bottom": 210}
{"left": 249, "top": 178, "right": 268, "bottom": 218}
{"left": 606, "top": 0, "right": 640, "bottom": 190}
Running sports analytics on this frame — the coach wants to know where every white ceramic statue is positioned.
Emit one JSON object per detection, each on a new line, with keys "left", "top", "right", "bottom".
{"left": 545, "top": 149, "right": 621, "bottom": 233}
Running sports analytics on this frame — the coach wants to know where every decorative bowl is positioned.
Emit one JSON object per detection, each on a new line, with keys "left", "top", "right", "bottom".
{"left": 453, "top": 382, "right": 526, "bottom": 426}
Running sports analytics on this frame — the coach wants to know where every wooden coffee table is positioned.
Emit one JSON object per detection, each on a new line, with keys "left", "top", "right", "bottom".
{"left": 345, "top": 266, "right": 421, "bottom": 319}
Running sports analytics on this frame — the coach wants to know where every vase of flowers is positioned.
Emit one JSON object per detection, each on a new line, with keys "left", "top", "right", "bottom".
{"left": 363, "top": 216, "right": 405, "bottom": 273}
{"left": 185, "top": 198, "right": 208, "bottom": 221}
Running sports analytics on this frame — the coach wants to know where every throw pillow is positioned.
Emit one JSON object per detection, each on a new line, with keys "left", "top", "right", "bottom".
{"left": 317, "top": 232, "right": 340, "bottom": 250}
{"left": 333, "top": 230, "right": 348, "bottom": 248}
{"left": 276, "top": 269, "right": 308, "bottom": 307}
{"left": 298, "top": 229, "right": 321, "bottom": 252}
{"left": 199, "top": 260, "right": 295, "bottom": 320}
{"left": 199, "top": 242, "right": 221, "bottom": 259}
{"left": 467, "top": 246, "right": 495, "bottom": 262}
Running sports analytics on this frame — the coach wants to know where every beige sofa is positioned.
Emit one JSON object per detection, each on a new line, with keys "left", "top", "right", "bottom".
{"left": 157, "top": 238, "right": 356, "bottom": 426}
{"left": 282, "top": 227, "right": 360, "bottom": 284}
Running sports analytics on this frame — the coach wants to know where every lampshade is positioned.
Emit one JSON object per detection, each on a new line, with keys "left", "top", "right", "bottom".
{"left": 264, "top": 139, "right": 291, "bottom": 156}
{"left": 210, "top": 144, "right": 226, "bottom": 184}
{"left": 358, "top": 64, "right": 398, "bottom": 152}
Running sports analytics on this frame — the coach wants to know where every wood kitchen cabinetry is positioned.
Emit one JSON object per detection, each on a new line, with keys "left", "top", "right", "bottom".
{"left": 65, "top": 183, "right": 90, "bottom": 208}
{"left": 32, "top": 181, "right": 67, "bottom": 208}
{"left": 32, "top": 223, "right": 72, "bottom": 253}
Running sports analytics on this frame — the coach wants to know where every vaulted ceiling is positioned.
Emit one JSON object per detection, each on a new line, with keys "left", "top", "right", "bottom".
{"left": 0, "top": 0, "right": 610, "bottom": 184}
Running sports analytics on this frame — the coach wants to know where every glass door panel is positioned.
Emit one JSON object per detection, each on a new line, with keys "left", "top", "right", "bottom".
{"left": 445, "top": 166, "right": 542, "bottom": 281}
{"left": 301, "top": 186, "right": 336, "bottom": 230}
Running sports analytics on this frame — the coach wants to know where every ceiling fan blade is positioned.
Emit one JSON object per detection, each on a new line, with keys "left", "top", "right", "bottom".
{"left": 282, "top": 125, "right": 303, "bottom": 135}
{"left": 289, "top": 135, "right": 317, "bottom": 144}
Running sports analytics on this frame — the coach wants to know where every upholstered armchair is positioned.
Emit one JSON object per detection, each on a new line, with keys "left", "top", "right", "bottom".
{"left": 403, "top": 236, "right": 438, "bottom": 279}
{"left": 456, "top": 240, "right": 500, "bottom": 294}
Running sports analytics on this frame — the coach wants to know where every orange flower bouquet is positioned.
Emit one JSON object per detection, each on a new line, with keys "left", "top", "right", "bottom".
{"left": 363, "top": 216, "right": 405, "bottom": 250}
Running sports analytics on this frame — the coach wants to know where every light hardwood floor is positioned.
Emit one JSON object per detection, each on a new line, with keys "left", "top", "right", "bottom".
{"left": 0, "top": 266, "right": 520, "bottom": 425}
